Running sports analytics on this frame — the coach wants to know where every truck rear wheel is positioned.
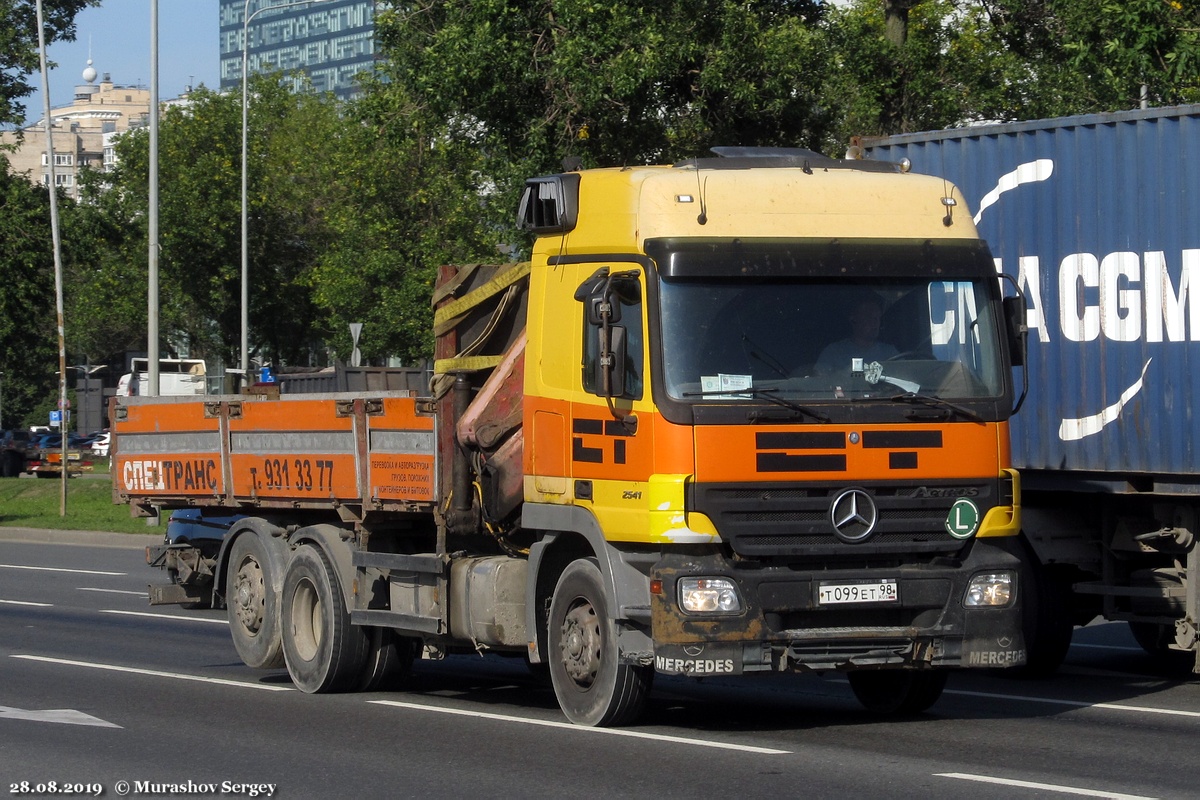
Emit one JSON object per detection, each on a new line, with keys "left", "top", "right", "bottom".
{"left": 1128, "top": 622, "right": 1194, "bottom": 672}
{"left": 547, "top": 559, "right": 651, "bottom": 727}
{"left": 227, "top": 533, "right": 284, "bottom": 669}
{"left": 281, "top": 544, "right": 369, "bottom": 693}
{"left": 847, "top": 670, "right": 947, "bottom": 715}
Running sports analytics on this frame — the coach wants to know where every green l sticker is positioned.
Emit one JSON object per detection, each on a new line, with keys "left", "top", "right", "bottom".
{"left": 946, "top": 498, "right": 980, "bottom": 538}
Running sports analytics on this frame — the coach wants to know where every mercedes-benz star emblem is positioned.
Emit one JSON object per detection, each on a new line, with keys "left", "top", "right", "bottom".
{"left": 829, "top": 488, "right": 878, "bottom": 543}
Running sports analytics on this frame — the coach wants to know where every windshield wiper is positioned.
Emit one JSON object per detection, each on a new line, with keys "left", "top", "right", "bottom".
{"left": 889, "top": 392, "right": 985, "bottom": 423}
{"left": 683, "top": 387, "right": 831, "bottom": 422}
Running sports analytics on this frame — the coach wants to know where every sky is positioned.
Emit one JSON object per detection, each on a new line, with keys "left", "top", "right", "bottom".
{"left": 22, "top": 0, "right": 220, "bottom": 126}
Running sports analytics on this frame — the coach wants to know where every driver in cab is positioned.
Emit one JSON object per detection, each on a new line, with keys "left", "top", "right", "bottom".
{"left": 815, "top": 294, "right": 897, "bottom": 376}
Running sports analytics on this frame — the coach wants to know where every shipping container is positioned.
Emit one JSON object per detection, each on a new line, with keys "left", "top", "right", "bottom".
{"left": 867, "top": 106, "right": 1200, "bottom": 673}
{"left": 868, "top": 105, "right": 1200, "bottom": 479}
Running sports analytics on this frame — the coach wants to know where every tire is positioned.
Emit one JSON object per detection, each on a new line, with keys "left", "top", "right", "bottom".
{"left": 226, "top": 533, "right": 284, "bottom": 669}
{"left": 1, "top": 452, "right": 21, "bottom": 478}
{"left": 847, "top": 670, "right": 948, "bottom": 715}
{"left": 547, "top": 559, "right": 651, "bottom": 727}
{"left": 357, "top": 627, "right": 416, "bottom": 692}
{"left": 1010, "top": 556, "right": 1075, "bottom": 678}
{"left": 281, "top": 544, "right": 370, "bottom": 693}
{"left": 1128, "top": 622, "right": 1194, "bottom": 672}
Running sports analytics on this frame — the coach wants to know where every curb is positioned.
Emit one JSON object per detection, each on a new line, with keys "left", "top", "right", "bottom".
{"left": 0, "top": 526, "right": 158, "bottom": 549}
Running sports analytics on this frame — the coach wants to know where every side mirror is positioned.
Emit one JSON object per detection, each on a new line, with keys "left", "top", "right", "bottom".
{"left": 574, "top": 269, "right": 621, "bottom": 324}
{"left": 1002, "top": 296, "right": 1027, "bottom": 367}
{"left": 601, "top": 327, "right": 627, "bottom": 398}
{"left": 575, "top": 269, "right": 639, "bottom": 398}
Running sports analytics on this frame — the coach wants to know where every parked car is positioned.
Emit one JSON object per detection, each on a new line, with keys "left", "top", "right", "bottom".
{"left": 25, "top": 431, "right": 94, "bottom": 477}
{"left": 1, "top": 430, "right": 32, "bottom": 477}
{"left": 149, "top": 509, "right": 247, "bottom": 609}
{"left": 91, "top": 431, "right": 111, "bottom": 457}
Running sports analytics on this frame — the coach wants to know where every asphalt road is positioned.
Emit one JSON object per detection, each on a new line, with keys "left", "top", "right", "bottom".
{"left": 1, "top": 528, "right": 1197, "bottom": 799}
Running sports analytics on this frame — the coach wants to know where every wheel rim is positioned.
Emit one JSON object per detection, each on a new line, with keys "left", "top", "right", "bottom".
{"left": 559, "top": 597, "right": 602, "bottom": 688}
{"left": 290, "top": 577, "right": 323, "bottom": 663}
{"left": 233, "top": 556, "right": 265, "bottom": 636}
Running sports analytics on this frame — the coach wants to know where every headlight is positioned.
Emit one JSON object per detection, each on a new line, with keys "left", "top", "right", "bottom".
{"left": 678, "top": 577, "right": 743, "bottom": 614}
{"left": 964, "top": 572, "right": 1015, "bottom": 607}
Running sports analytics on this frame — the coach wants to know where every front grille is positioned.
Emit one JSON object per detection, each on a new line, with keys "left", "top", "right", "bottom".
{"left": 691, "top": 480, "right": 996, "bottom": 559}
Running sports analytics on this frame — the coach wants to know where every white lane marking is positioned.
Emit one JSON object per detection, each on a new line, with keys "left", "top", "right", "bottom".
{"left": 370, "top": 699, "right": 791, "bottom": 754}
{"left": 1059, "top": 359, "right": 1153, "bottom": 441}
{"left": 0, "top": 599, "right": 53, "bottom": 607}
{"left": 100, "top": 609, "right": 228, "bottom": 625}
{"left": 0, "top": 563, "right": 125, "bottom": 576}
{"left": 937, "top": 772, "right": 1157, "bottom": 799}
{"left": 11, "top": 655, "right": 292, "bottom": 692}
{"left": 78, "top": 588, "right": 148, "bottom": 596}
{"left": 946, "top": 688, "right": 1200, "bottom": 718}
{"left": 0, "top": 705, "right": 121, "bottom": 729}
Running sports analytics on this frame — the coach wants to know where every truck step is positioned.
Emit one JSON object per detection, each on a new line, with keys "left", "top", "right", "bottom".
{"left": 1073, "top": 581, "right": 1186, "bottom": 599}
{"left": 148, "top": 583, "right": 209, "bottom": 606}
{"left": 353, "top": 551, "right": 444, "bottom": 574}
{"left": 351, "top": 608, "right": 444, "bottom": 635}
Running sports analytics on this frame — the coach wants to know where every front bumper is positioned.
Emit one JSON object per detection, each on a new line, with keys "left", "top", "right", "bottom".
{"left": 648, "top": 539, "right": 1025, "bottom": 675}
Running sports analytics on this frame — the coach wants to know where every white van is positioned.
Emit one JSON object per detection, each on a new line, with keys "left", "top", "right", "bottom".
{"left": 117, "top": 358, "right": 207, "bottom": 396}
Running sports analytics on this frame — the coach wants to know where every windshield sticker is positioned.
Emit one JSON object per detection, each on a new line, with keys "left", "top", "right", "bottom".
{"left": 701, "top": 373, "right": 752, "bottom": 399}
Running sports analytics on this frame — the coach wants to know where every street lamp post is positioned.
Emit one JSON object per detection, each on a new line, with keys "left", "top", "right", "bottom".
{"left": 240, "top": 0, "right": 334, "bottom": 380}
{"left": 34, "top": 0, "right": 69, "bottom": 515}
{"left": 148, "top": 0, "right": 160, "bottom": 397}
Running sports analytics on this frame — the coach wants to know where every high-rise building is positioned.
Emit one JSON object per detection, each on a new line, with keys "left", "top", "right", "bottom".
{"left": 218, "top": 0, "right": 376, "bottom": 100}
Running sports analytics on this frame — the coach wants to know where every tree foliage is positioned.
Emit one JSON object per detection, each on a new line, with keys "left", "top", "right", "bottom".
{"left": 374, "top": 1, "right": 835, "bottom": 179}
{"left": 304, "top": 77, "right": 510, "bottom": 363}
{"left": 71, "top": 78, "right": 352, "bottom": 367}
{"left": 10, "top": 0, "right": 1200, "bottom": 413}
{"left": 0, "top": 164, "right": 58, "bottom": 428}
{"left": 825, "top": 0, "right": 1200, "bottom": 142}
{"left": 0, "top": 0, "right": 99, "bottom": 128}
{"left": 0, "top": 1, "right": 96, "bottom": 427}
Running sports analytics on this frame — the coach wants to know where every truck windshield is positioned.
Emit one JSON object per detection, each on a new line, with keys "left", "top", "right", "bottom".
{"left": 658, "top": 274, "right": 1006, "bottom": 404}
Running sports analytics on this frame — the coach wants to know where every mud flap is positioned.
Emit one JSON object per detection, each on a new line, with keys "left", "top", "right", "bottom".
{"left": 960, "top": 606, "right": 1027, "bottom": 668}
{"left": 652, "top": 643, "right": 744, "bottom": 676}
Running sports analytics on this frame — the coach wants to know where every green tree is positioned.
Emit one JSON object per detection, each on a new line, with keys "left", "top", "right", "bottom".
{"left": 0, "top": 164, "right": 58, "bottom": 428}
{"left": 309, "top": 80, "right": 509, "bottom": 363}
{"left": 73, "top": 78, "right": 352, "bottom": 368}
{"left": 1, "top": 0, "right": 99, "bottom": 128}
{"left": 822, "top": 0, "right": 1200, "bottom": 147}
{"left": 373, "top": 1, "right": 835, "bottom": 183}
{"left": 1, "top": 0, "right": 102, "bottom": 429}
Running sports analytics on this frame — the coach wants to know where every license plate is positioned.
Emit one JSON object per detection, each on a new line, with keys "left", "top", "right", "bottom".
{"left": 818, "top": 580, "right": 899, "bottom": 605}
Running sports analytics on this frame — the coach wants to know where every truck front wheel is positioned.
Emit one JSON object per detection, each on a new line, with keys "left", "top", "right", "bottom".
{"left": 280, "top": 544, "right": 369, "bottom": 693}
{"left": 226, "top": 533, "right": 284, "bottom": 669}
{"left": 847, "top": 670, "right": 947, "bottom": 715}
{"left": 547, "top": 559, "right": 651, "bottom": 727}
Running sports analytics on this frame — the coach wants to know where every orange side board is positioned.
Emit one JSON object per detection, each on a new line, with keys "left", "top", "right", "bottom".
{"left": 113, "top": 394, "right": 437, "bottom": 511}
{"left": 113, "top": 398, "right": 224, "bottom": 497}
